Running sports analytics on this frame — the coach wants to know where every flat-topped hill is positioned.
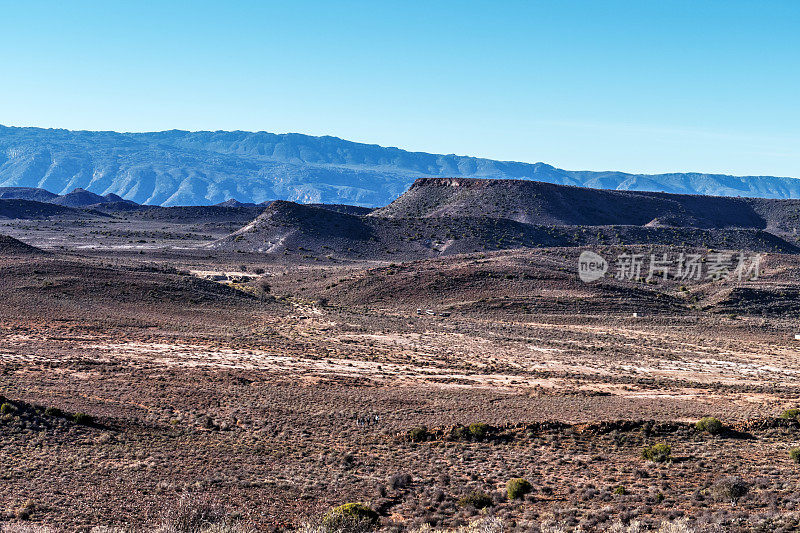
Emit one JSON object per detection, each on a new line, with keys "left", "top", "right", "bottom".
{"left": 372, "top": 177, "right": 800, "bottom": 238}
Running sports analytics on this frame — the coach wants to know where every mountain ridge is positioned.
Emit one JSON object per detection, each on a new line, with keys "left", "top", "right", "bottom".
{"left": 2, "top": 124, "right": 800, "bottom": 206}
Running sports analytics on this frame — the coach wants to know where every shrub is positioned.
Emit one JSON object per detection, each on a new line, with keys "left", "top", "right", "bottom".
{"left": 200, "top": 523, "right": 257, "bottom": 533}
{"left": 154, "top": 492, "right": 226, "bottom": 532}
{"left": 450, "top": 426, "right": 470, "bottom": 441}
{"left": 390, "top": 473, "right": 412, "bottom": 490}
{"left": 458, "top": 491, "right": 493, "bottom": 509}
{"left": 73, "top": 412, "right": 93, "bottom": 425}
{"left": 2, "top": 525, "right": 56, "bottom": 533}
{"left": 613, "top": 486, "right": 627, "bottom": 495}
{"left": 459, "top": 517, "right": 504, "bottom": 533}
{"left": 710, "top": 476, "right": 750, "bottom": 504}
{"left": 695, "top": 416, "right": 723, "bottom": 435}
{"left": 790, "top": 447, "right": 800, "bottom": 464}
{"left": 506, "top": 478, "right": 532, "bottom": 500}
{"left": 340, "top": 454, "right": 355, "bottom": 468}
{"left": 656, "top": 518, "right": 694, "bottom": 533}
{"left": 408, "top": 426, "right": 428, "bottom": 442}
{"left": 322, "top": 503, "right": 379, "bottom": 531}
{"left": 468, "top": 423, "right": 491, "bottom": 440}
{"left": 256, "top": 278, "right": 272, "bottom": 298}
{"left": 44, "top": 406, "right": 63, "bottom": 417}
{"left": 640, "top": 443, "right": 672, "bottom": 463}
{"left": 781, "top": 408, "right": 800, "bottom": 419}
{"left": 14, "top": 500, "right": 35, "bottom": 520}
{"left": 1, "top": 402, "right": 16, "bottom": 415}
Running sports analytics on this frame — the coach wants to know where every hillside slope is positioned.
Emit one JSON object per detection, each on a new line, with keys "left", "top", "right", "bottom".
{"left": 0, "top": 234, "right": 46, "bottom": 255}
{"left": 2, "top": 125, "right": 800, "bottom": 206}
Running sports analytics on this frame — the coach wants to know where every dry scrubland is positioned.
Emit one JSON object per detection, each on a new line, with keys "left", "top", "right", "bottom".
{"left": 2, "top": 199, "right": 800, "bottom": 532}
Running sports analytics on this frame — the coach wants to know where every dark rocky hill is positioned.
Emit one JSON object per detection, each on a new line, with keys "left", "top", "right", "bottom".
{"left": 50, "top": 188, "right": 110, "bottom": 207}
{"left": 210, "top": 190, "right": 799, "bottom": 260}
{"left": 215, "top": 199, "right": 257, "bottom": 207}
{"left": 374, "top": 178, "right": 800, "bottom": 238}
{"left": 307, "top": 203, "right": 374, "bottom": 216}
{"left": 0, "top": 186, "right": 60, "bottom": 203}
{"left": 0, "top": 199, "right": 90, "bottom": 220}
{"left": 0, "top": 186, "right": 140, "bottom": 209}
{"left": 121, "top": 204, "right": 267, "bottom": 223}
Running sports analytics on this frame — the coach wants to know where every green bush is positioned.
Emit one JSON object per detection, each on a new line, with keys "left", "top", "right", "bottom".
{"left": 73, "top": 412, "right": 93, "bottom": 425}
{"left": 458, "top": 491, "right": 493, "bottom": 509}
{"left": 506, "top": 478, "right": 532, "bottom": 500}
{"left": 696, "top": 416, "right": 723, "bottom": 435}
{"left": 0, "top": 402, "right": 16, "bottom": 415}
{"left": 613, "top": 486, "right": 627, "bottom": 495}
{"left": 322, "top": 503, "right": 379, "bottom": 530}
{"left": 468, "top": 423, "right": 491, "bottom": 440}
{"left": 781, "top": 408, "right": 800, "bottom": 419}
{"left": 640, "top": 443, "right": 672, "bottom": 463}
{"left": 790, "top": 447, "right": 800, "bottom": 464}
{"left": 408, "top": 426, "right": 428, "bottom": 442}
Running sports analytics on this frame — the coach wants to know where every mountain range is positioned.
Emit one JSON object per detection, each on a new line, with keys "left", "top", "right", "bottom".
{"left": 2, "top": 125, "right": 800, "bottom": 206}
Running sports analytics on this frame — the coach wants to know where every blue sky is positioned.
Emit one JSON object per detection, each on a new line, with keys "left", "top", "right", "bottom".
{"left": 1, "top": 1, "right": 799, "bottom": 177}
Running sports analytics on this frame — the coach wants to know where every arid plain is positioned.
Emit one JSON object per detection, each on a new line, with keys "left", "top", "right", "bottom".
{"left": 3, "top": 180, "right": 800, "bottom": 532}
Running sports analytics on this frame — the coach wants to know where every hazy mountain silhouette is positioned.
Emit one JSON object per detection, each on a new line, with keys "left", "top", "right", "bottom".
{"left": 2, "top": 125, "right": 800, "bottom": 206}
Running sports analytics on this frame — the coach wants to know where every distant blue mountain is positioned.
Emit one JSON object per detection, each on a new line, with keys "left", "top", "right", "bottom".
{"left": 1, "top": 125, "right": 799, "bottom": 206}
